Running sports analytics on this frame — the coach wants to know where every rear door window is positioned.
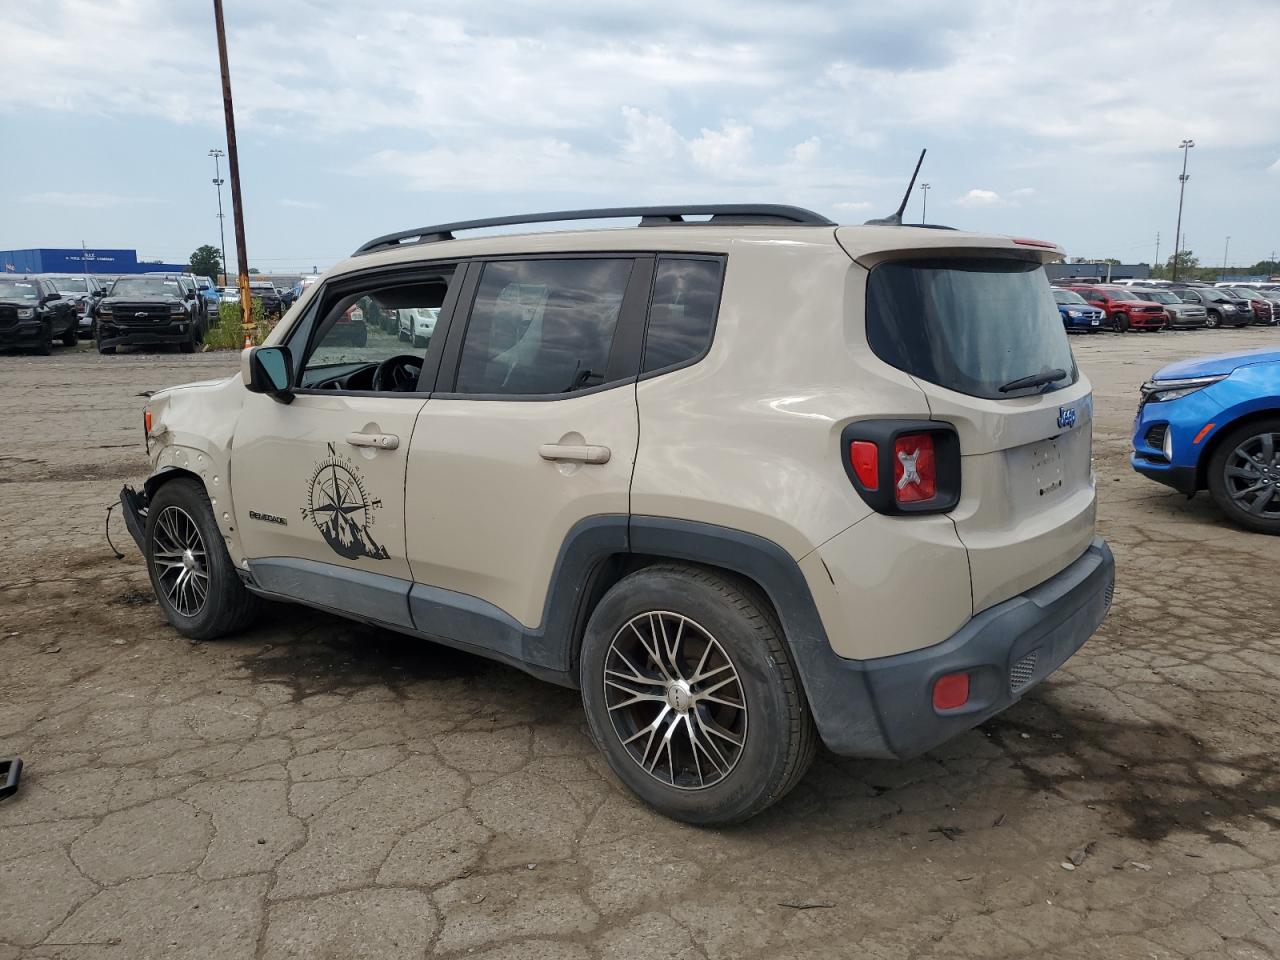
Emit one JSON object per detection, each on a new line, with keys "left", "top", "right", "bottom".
{"left": 866, "top": 257, "right": 1078, "bottom": 400}
{"left": 641, "top": 257, "right": 723, "bottom": 374}
{"left": 454, "top": 258, "right": 634, "bottom": 395}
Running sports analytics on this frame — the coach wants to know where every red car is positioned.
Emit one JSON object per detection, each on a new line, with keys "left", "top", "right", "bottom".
{"left": 1060, "top": 284, "right": 1168, "bottom": 332}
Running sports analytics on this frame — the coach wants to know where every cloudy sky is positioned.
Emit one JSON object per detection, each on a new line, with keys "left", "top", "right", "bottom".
{"left": 2, "top": 0, "right": 1278, "bottom": 273}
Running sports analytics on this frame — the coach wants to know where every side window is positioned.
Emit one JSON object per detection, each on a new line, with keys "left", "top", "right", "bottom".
{"left": 455, "top": 258, "right": 633, "bottom": 396}
{"left": 641, "top": 258, "right": 722, "bottom": 374}
{"left": 299, "top": 272, "right": 453, "bottom": 392}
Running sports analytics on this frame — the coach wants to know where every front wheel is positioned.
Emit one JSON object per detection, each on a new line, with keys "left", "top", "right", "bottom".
{"left": 1110, "top": 312, "right": 1129, "bottom": 333}
{"left": 1207, "top": 419, "right": 1280, "bottom": 535}
{"left": 579, "top": 564, "right": 816, "bottom": 825}
{"left": 61, "top": 322, "right": 78, "bottom": 346}
{"left": 144, "top": 479, "right": 261, "bottom": 638}
{"left": 1205, "top": 311, "right": 1220, "bottom": 329}
{"left": 37, "top": 326, "right": 53, "bottom": 356}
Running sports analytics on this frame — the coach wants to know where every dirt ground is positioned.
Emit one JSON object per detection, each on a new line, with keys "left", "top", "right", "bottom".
{"left": 2, "top": 330, "right": 1279, "bottom": 960}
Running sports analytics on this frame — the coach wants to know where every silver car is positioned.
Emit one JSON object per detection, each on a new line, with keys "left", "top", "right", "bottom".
{"left": 1125, "top": 287, "right": 1207, "bottom": 328}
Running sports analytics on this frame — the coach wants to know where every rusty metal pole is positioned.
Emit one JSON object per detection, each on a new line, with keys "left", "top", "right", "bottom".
{"left": 212, "top": 0, "right": 254, "bottom": 346}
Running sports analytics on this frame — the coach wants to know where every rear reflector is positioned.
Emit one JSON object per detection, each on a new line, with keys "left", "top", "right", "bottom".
{"left": 933, "top": 672, "right": 970, "bottom": 710}
{"left": 894, "top": 433, "right": 936, "bottom": 503}
{"left": 849, "top": 441, "right": 879, "bottom": 490}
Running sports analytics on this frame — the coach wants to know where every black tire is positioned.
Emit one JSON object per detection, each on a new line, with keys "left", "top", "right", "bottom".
{"left": 579, "top": 563, "right": 816, "bottom": 825}
{"left": 1206, "top": 418, "right": 1280, "bottom": 535}
{"left": 144, "top": 478, "right": 261, "bottom": 639}
{"left": 397, "top": 328, "right": 408, "bottom": 341}
{"left": 355, "top": 329, "right": 368, "bottom": 347}
{"left": 1110, "top": 312, "right": 1129, "bottom": 333}
{"left": 37, "top": 326, "right": 53, "bottom": 356}
{"left": 97, "top": 340, "right": 116, "bottom": 355}
{"left": 413, "top": 334, "right": 426, "bottom": 348}
{"left": 61, "top": 322, "right": 78, "bottom": 346}
{"left": 1205, "top": 311, "right": 1220, "bottom": 329}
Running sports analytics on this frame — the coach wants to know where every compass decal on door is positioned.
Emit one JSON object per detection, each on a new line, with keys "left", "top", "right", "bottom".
{"left": 302, "top": 443, "right": 391, "bottom": 560}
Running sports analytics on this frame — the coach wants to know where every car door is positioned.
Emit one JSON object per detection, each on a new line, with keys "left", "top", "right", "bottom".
{"left": 229, "top": 265, "right": 459, "bottom": 628}
{"left": 404, "top": 256, "right": 650, "bottom": 652}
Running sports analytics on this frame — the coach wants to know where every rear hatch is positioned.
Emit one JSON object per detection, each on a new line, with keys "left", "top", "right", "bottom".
{"left": 840, "top": 233, "right": 1097, "bottom": 614}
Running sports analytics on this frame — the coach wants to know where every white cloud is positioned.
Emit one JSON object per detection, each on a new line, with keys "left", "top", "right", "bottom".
{"left": 279, "top": 198, "right": 320, "bottom": 209}
{"left": 956, "top": 188, "right": 1003, "bottom": 207}
{"left": 1269, "top": 158, "right": 1280, "bottom": 174}
{"left": 689, "top": 121, "right": 754, "bottom": 179}
{"left": 789, "top": 137, "right": 821, "bottom": 164}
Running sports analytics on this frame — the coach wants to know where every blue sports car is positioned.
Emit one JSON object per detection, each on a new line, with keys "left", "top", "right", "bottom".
{"left": 1131, "top": 347, "right": 1280, "bottom": 533}
{"left": 1052, "top": 288, "right": 1104, "bottom": 332}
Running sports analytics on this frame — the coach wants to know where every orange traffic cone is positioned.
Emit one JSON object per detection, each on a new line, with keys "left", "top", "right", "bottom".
{"left": 243, "top": 330, "right": 254, "bottom": 349}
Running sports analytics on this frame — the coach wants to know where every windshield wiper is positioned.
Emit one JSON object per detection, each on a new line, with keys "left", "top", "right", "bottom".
{"left": 998, "top": 368, "right": 1068, "bottom": 394}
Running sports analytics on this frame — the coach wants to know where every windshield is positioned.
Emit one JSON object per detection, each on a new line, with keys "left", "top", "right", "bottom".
{"left": 109, "top": 277, "right": 181, "bottom": 297}
{"left": 53, "top": 278, "right": 88, "bottom": 293}
{"left": 1053, "top": 289, "right": 1087, "bottom": 305}
{"left": 1230, "top": 288, "right": 1261, "bottom": 300}
{"left": 866, "top": 257, "right": 1078, "bottom": 400}
{"left": 0, "top": 280, "right": 39, "bottom": 300}
{"left": 1197, "top": 289, "right": 1230, "bottom": 303}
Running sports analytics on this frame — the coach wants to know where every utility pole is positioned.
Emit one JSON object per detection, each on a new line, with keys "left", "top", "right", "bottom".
{"left": 1171, "top": 139, "right": 1194, "bottom": 281}
{"left": 919, "top": 182, "right": 931, "bottom": 223}
{"left": 1222, "top": 236, "right": 1231, "bottom": 279}
{"left": 1154, "top": 232, "right": 1160, "bottom": 275}
{"left": 208, "top": 148, "right": 228, "bottom": 286}
{"left": 212, "top": 0, "right": 254, "bottom": 345}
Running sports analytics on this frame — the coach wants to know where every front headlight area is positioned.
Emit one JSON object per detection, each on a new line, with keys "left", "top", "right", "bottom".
{"left": 1139, "top": 374, "right": 1227, "bottom": 404}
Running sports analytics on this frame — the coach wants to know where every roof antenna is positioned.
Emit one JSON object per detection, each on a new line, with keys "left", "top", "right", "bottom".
{"left": 865, "top": 149, "right": 926, "bottom": 226}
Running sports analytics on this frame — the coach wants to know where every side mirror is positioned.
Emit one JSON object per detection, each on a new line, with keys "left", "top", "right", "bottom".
{"left": 245, "top": 345, "right": 294, "bottom": 403}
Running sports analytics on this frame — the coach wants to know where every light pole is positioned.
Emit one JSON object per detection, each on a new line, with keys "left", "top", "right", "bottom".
{"left": 1154, "top": 232, "right": 1160, "bottom": 275}
{"left": 919, "top": 182, "right": 931, "bottom": 223}
{"left": 1171, "top": 138, "right": 1194, "bottom": 280}
{"left": 1222, "top": 235, "right": 1231, "bottom": 279}
{"left": 208, "top": 148, "right": 228, "bottom": 285}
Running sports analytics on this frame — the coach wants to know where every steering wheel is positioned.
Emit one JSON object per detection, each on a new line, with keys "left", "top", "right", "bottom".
{"left": 371, "top": 354, "right": 424, "bottom": 392}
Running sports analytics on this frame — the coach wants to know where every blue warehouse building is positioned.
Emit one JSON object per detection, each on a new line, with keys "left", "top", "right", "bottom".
{"left": 0, "top": 247, "right": 188, "bottom": 275}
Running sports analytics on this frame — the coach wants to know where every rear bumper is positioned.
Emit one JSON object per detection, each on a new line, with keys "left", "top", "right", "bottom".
{"left": 794, "top": 537, "right": 1114, "bottom": 759}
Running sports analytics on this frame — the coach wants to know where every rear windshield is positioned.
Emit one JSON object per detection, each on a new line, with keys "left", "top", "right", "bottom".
{"left": 866, "top": 257, "right": 1078, "bottom": 400}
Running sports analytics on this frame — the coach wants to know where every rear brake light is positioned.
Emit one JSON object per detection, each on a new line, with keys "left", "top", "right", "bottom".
{"left": 893, "top": 433, "right": 936, "bottom": 503}
{"left": 1011, "top": 237, "right": 1057, "bottom": 249}
{"left": 839, "top": 421, "right": 959, "bottom": 515}
{"left": 933, "top": 672, "right": 970, "bottom": 710}
{"left": 849, "top": 441, "right": 878, "bottom": 490}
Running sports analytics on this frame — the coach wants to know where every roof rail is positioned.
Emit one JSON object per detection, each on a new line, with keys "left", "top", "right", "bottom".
{"left": 353, "top": 204, "right": 834, "bottom": 255}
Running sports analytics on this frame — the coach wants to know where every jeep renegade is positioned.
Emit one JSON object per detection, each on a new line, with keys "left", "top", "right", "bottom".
{"left": 120, "top": 205, "right": 1114, "bottom": 823}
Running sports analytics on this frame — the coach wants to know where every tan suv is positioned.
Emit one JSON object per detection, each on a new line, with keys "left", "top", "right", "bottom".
{"left": 119, "top": 205, "right": 1114, "bottom": 823}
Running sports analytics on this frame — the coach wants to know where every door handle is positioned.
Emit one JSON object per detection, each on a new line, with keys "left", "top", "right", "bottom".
{"left": 539, "top": 443, "right": 611, "bottom": 464}
{"left": 346, "top": 432, "right": 399, "bottom": 450}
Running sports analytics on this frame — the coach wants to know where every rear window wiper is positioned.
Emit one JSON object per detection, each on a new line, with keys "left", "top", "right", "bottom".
{"left": 998, "top": 368, "right": 1067, "bottom": 394}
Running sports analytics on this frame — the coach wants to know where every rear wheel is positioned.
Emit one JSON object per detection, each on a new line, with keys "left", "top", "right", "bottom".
{"left": 1207, "top": 419, "right": 1280, "bottom": 535}
{"left": 1110, "top": 312, "right": 1129, "bottom": 333}
{"left": 144, "top": 479, "right": 261, "bottom": 638}
{"left": 579, "top": 564, "right": 816, "bottom": 825}
{"left": 37, "top": 325, "right": 53, "bottom": 356}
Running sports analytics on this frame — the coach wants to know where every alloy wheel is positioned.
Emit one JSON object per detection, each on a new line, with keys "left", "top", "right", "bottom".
{"left": 1224, "top": 433, "right": 1280, "bottom": 519}
{"left": 151, "top": 505, "right": 210, "bottom": 617}
{"left": 603, "top": 611, "right": 747, "bottom": 790}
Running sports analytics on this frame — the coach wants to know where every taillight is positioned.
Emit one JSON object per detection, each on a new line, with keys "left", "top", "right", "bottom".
{"left": 893, "top": 433, "right": 936, "bottom": 503}
{"left": 839, "top": 420, "right": 960, "bottom": 515}
{"left": 849, "top": 441, "right": 878, "bottom": 490}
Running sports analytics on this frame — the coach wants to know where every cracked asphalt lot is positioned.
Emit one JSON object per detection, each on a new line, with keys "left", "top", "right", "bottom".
{"left": 2, "top": 331, "right": 1280, "bottom": 959}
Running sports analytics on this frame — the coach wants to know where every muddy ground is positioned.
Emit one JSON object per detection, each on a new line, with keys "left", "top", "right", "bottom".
{"left": 2, "top": 330, "right": 1279, "bottom": 959}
